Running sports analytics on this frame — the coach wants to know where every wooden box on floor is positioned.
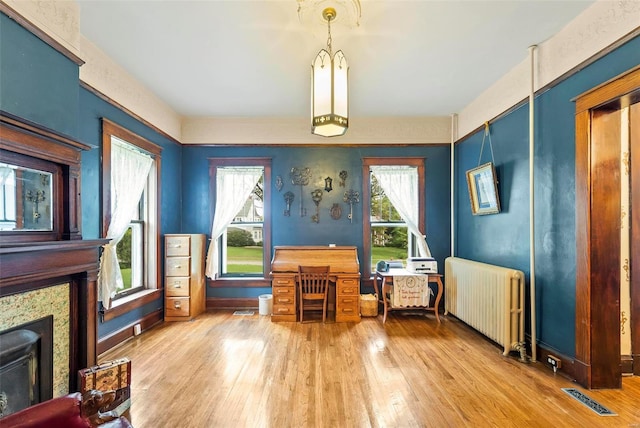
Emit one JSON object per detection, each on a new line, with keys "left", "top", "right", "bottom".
{"left": 78, "top": 358, "right": 131, "bottom": 416}
{"left": 164, "top": 234, "right": 206, "bottom": 321}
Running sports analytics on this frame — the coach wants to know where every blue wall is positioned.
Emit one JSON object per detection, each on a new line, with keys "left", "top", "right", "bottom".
{"left": 455, "top": 35, "right": 640, "bottom": 357}
{"left": 183, "top": 145, "right": 451, "bottom": 299}
{"left": 0, "top": 13, "right": 79, "bottom": 137}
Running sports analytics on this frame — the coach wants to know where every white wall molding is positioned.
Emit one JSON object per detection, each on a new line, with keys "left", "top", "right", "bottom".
{"left": 79, "top": 35, "right": 183, "bottom": 141}
{"left": 2, "top": 0, "right": 81, "bottom": 59}
{"left": 457, "top": 0, "right": 640, "bottom": 139}
{"left": 181, "top": 116, "right": 451, "bottom": 146}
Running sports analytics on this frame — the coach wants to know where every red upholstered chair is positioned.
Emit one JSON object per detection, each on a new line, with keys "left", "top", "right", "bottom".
{"left": 297, "top": 265, "right": 330, "bottom": 323}
{"left": 0, "top": 391, "right": 133, "bottom": 428}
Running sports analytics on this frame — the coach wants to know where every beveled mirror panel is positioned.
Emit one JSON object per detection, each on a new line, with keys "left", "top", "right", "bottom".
{"left": 0, "top": 162, "right": 53, "bottom": 231}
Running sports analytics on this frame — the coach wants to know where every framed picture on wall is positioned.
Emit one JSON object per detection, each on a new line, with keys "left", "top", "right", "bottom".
{"left": 466, "top": 162, "right": 501, "bottom": 215}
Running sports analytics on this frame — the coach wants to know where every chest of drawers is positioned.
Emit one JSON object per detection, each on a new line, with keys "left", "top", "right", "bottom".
{"left": 164, "top": 234, "right": 206, "bottom": 321}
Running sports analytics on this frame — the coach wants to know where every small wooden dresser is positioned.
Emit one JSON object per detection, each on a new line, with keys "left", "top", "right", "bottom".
{"left": 164, "top": 234, "right": 206, "bottom": 321}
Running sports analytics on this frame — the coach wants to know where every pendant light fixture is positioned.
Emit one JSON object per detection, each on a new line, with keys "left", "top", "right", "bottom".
{"left": 311, "top": 7, "right": 349, "bottom": 137}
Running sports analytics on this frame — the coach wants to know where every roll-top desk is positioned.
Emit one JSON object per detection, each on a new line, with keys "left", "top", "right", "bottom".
{"left": 270, "top": 246, "right": 361, "bottom": 323}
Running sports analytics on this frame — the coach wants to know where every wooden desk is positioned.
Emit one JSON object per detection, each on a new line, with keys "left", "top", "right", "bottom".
{"left": 373, "top": 269, "right": 443, "bottom": 323}
{"left": 270, "top": 246, "right": 361, "bottom": 323}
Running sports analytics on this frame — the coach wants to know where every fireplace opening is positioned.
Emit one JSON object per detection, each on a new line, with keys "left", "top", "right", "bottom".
{"left": 0, "top": 316, "right": 53, "bottom": 418}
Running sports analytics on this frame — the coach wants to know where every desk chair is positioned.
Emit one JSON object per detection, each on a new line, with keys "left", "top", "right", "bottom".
{"left": 297, "top": 265, "right": 330, "bottom": 323}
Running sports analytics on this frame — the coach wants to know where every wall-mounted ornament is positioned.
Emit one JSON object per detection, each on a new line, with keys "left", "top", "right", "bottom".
{"left": 330, "top": 203, "right": 342, "bottom": 220}
{"left": 25, "top": 189, "right": 46, "bottom": 223}
{"left": 343, "top": 189, "right": 359, "bottom": 223}
{"left": 339, "top": 170, "right": 348, "bottom": 187}
{"left": 283, "top": 191, "right": 295, "bottom": 216}
{"left": 290, "top": 167, "right": 311, "bottom": 217}
{"left": 275, "top": 175, "right": 283, "bottom": 192}
{"left": 311, "top": 188, "right": 323, "bottom": 223}
{"left": 324, "top": 177, "right": 333, "bottom": 192}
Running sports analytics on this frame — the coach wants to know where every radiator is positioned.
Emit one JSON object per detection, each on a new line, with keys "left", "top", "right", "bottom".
{"left": 444, "top": 257, "right": 525, "bottom": 356}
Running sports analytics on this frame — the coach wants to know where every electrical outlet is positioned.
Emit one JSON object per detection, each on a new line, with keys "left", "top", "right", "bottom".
{"left": 547, "top": 355, "right": 561, "bottom": 369}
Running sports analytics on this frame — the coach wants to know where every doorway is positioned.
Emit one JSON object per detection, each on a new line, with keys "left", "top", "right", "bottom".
{"left": 575, "top": 65, "right": 640, "bottom": 389}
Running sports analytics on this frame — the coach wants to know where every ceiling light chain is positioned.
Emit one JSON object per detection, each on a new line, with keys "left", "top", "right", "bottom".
{"left": 325, "top": 8, "right": 334, "bottom": 56}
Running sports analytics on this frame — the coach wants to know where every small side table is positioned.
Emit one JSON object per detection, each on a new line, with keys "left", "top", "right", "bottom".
{"left": 373, "top": 269, "right": 443, "bottom": 323}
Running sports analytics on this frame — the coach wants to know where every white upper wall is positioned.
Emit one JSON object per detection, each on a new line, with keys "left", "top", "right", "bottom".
{"left": 457, "top": 0, "right": 640, "bottom": 139}
{"left": 4, "top": 0, "right": 638, "bottom": 144}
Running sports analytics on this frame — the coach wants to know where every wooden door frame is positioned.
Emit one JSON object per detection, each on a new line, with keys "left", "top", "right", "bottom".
{"left": 575, "top": 65, "right": 640, "bottom": 389}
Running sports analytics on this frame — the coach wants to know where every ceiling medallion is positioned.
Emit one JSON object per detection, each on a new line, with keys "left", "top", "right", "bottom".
{"left": 297, "top": 0, "right": 361, "bottom": 29}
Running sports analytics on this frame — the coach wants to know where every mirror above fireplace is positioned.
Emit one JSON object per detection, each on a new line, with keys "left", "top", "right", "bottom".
{"left": 0, "top": 157, "right": 55, "bottom": 232}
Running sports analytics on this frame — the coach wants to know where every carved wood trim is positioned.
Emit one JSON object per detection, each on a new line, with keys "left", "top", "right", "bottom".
{"left": 0, "top": 112, "right": 88, "bottom": 242}
{"left": 575, "top": 66, "right": 640, "bottom": 389}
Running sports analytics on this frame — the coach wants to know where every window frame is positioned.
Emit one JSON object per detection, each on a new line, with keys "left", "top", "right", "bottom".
{"left": 362, "top": 157, "right": 425, "bottom": 277}
{"left": 101, "top": 119, "right": 162, "bottom": 318}
{"left": 208, "top": 157, "right": 272, "bottom": 287}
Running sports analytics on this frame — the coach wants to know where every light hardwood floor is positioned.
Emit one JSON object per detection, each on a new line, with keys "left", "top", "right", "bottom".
{"left": 101, "top": 311, "right": 640, "bottom": 427}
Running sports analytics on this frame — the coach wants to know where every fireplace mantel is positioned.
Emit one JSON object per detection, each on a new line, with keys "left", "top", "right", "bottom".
{"left": 0, "top": 112, "right": 107, "bottom": 392}
{"left": 0, "top": 239, "right": 108, "bottom": 391}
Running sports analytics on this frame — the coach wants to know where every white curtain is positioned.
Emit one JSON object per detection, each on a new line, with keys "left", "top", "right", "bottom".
{"left": 205, "top": 167, "right": 263, "bottom": 279}
{"left": 98, "top": 139, "right": 153, "bottom": 309}
{"left": 370, "top": 165, "right": 432, "bottom": 257}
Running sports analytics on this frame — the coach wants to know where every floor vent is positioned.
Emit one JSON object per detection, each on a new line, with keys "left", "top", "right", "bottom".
{"left": 561, "top": 388, "right": 617, "bottom": 416}
{"left": 233, "top": 310, "right": 255, "bottom": 316}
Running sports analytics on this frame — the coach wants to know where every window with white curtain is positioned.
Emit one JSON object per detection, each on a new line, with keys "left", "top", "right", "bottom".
{"left": 100, "top": 119, "right": 161, "bottom": 309}
{"left": 362, "top": 158, "right": 428, "bottom": 275}
{"left": 206, "top": 158, "right": 271, "bottom": 284}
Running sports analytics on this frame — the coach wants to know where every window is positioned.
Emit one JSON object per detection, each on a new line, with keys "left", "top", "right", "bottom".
{"left": 101, "top": 119, "right": 161, "bottom": 308}
{"left": 0, "top": 165, "right": 16, "bottom": 230}
{"left": 362, "top": 158, "right": 426, "bottom": 275}
{"left": 208, "top": 158, "right": 271, "bottom": 285}
{"left": 223, "top": 176, "right": 264, "bottom": 276}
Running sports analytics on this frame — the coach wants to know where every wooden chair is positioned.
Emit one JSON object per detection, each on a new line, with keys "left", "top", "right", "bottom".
{"left": 297, "top": 265, "right": 330, "bottom": 323}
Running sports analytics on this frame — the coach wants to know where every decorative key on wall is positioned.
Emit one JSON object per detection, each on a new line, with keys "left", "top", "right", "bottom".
{"left": 311, "top": 188, "right": 323, "bottom": 223}
{"left": 343, "top": 189, "right": 359, "bottom": 223}
{"left": 283, "top": 191, "right": 294, "bottom": 216}
{"left": 289, "top": 167, "right": 310, "bottom": 217}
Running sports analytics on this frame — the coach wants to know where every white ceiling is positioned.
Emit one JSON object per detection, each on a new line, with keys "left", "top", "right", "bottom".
{"left": 78, "top": 0, "right": 595, "bottom": 119}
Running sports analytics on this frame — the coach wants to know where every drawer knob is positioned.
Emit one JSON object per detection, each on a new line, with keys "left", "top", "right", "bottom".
{"left": 343, "top": 299, "right": 353, "bottom": 303}
{"left": 174, "top": 301, "right": 181, "bottom": 309}
{"left": 279, "top": 298, "right": 291, "bottom": 303}
{"left": 342, "top": 308, "right": 353, "bottom": 313}
{"left": 173, "top": 282, "right": 182, "bottom": 288}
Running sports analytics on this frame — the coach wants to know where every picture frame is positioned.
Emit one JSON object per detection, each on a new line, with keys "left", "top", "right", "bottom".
{"left": 466, "top": 162, "right": 501, "bottom": 215}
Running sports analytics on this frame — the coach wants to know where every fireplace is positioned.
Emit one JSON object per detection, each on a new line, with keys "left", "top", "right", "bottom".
{"left": 0, "top": 316, "right": 53, "bottom": 417}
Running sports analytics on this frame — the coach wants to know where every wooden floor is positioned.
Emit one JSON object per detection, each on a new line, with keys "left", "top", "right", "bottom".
{"left": 101, "top": 310, "right": 640, "bottom": 427}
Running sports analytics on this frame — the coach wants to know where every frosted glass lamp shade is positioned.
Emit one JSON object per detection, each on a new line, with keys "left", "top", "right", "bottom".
{"left": 311, "top": 49, "right": 349, "bottom": 137}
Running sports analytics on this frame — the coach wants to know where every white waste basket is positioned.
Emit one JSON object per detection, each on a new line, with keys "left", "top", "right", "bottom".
{"left": 258, "top": 294, "right": 273, "bottom": 316}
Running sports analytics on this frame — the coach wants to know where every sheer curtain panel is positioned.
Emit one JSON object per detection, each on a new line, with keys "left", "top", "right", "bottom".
{"left": 370, "top": 165, "right": 432, "bottom": 257}
{"left": 205, "top": 167, "right": 263, "bottom": 279}
{"left": 98, "top": 139, "right": 153, "bottom": 309}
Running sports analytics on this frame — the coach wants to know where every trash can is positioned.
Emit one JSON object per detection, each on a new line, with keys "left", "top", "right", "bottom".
{"left": 258, "top": 294, "right": 273, "bottom": 316}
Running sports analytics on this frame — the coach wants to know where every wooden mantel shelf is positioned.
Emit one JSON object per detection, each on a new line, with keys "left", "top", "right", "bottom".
{"left": 0, "top": 239, "right": 109, "bottom": 291}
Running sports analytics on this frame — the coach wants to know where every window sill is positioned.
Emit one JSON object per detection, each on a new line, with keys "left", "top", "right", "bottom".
{"left": 208, "top": 277, "right": 271, "bottom": 288}
{"left": 102, "top": 288, "right": 162, "bottom": 322}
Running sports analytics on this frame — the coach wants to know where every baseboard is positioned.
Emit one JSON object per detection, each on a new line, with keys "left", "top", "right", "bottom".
{"left": 621, "top": 354, "right": 633, "bottom": 375}
{"left": 535, "top": 342, "right": 578, "bottom": 382}
{"left": 97, "top": 309, "right": 163, "bottom": 356}
{"left": 206, "top": 297, "right": 258, "bottom": 310}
